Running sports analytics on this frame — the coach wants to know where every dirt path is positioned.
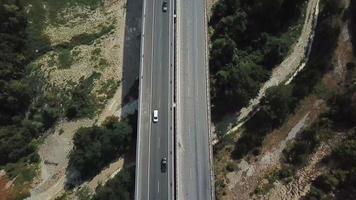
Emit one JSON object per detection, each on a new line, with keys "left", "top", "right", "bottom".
{"left": 263, "top": 143, "right": 332, "bottom": 200}
{"left": 27, "top": 0, "right": 144, "bottom": 199}
{"left": 28, "top": 119, "right": 94, "bottom": 200}
{"left": 221, "top": 98, "right": 325, "bottom": 200}
{"left": 224, "top": 113, "right": 310, "bottom": 200}
{"left": 226, "top": 0, "right": 320, "bottom": 135}
{"left": 220, "top": 7, "right": 353, "bottom": 198}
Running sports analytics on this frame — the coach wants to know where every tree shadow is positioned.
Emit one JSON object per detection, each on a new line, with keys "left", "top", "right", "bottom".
{"left": 350, "top": 0, "right": 356, "bottom": 56}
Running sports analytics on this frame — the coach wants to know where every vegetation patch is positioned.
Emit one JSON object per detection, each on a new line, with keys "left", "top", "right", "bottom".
{"left": 64, "top": 72, "right": 101, "bottom": 119}
{"left": 58, "top": 48, "right": 73, "bottom": 69}
{"left": 305, "top": 127, "right": 356, "bottom": 199}
{"left": 0, "top": 0, "right": 124, "bottom": 198}
{"left": 213, "top": 1, "right": 346, "bottom": 197}
{"left": 69, "top": 24, "right": 115, "bottom": 46}
{"left": 2, "top": 160, "right": 40, "bottom": 199}
{"left": 67, "top": 116, "right": 133, "bottom": 181}
{"left": 97, "top": 79, "right": 121, "bottom": 100}
{"left": 209, "top": 0, "right": 306, "bottom": 119}
{"left": 282, "top": 119, "right": 333, "bottom": 169}
{"left": 254, "top": 168, "right": 293, "bottom": 196}
{"left": 92, "top": 166, "right": 135, "bottom": 200}
{"left": 230, "top": 0, "right": 343, "bottom": 161}
{"left": 231, "top": 84, "right": 296, "bottom": 160}
{"left": 0, "top": 0, "right": 43, "bottom": 168}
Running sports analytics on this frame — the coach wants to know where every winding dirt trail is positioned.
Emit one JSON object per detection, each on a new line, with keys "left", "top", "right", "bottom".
{"left": 226, "top": 0, "right": 320, "bottom": 135}
{"left": 26, "top": 0, "right": 137, "bottom": 199}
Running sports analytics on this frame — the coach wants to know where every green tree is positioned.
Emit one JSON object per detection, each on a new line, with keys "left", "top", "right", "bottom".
{"left": 262, "top": 85, "right": 294, "bottom": 127}
{"left": 68, "top": 120, "right": 133, "bottom": 180}
{"left": 92, "top": 166, "right": 135, "bottom": 200}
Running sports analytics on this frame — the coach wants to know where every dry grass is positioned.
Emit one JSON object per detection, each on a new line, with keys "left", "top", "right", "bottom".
{"left": 26, "top": 0, "right": 130, "bottom": 199}
{"left": 29, "top": 0, "right": 126, "bottom": 110}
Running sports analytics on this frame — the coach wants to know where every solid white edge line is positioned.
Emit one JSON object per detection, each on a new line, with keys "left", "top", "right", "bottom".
{"left": 134, "top": 0, "right": 147, "bottom": 198}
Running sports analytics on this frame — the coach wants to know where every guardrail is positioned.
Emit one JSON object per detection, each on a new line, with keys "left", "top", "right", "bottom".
{"left": 170, "top": 0, "right": 176, "bottom": 199}
{"left": 135, "top": 0, "right": 177, "bottom": 199}
{"left": 202, "top": 0, "right": 215, "bottom": 198}
{"left": 134, "top": 0, "right": 147, "bottom": 197}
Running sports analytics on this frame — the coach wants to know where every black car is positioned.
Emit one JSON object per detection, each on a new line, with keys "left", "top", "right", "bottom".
{"left": 162, "top": 2, "right": 168, "bottom": 12}
{"left": 161, "top": 157, "right": 167, "bottom": 172}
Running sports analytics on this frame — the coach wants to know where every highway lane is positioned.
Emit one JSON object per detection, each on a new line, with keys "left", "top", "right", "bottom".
{"left": 176, "top": 0, "right": 213, "bottom": 198}
{"left": 135, "top": 0, "right": 174, "bottom": 199}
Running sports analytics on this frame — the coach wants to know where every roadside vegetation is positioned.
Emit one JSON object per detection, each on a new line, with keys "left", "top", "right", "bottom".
{"left": 92, "top": 166, "right": 135, "bottom": 200}
{"left": 22, "top": 0, "right": 104, "bottom": 50}
{"left": 0, "top": 0, "right": 39, "bottom": 166}
{"left": 0, "top": 1, "right": 43, "bottom": 197}
{"left": 213, "top": 0, "right": 347, "bottom": 198}
{"left": 304, "top": 15, "right": 356, "bottom": 197}
{"left": 209, "top": 0, "right": 306, "bottom": 119}
{"left": 0, "top": 0, "right": 124, "bottom": 198}
{"left": 305, "top": 128, "right": 356, "bottom": 199}
{"left": 231, "top": 0, "right": 342, "bottom": 160}
{"left": 0, "top": 0, "right": 114, "bottom": 166}
{"left": 68, "top": 116, "right": 133, "bottom": 182}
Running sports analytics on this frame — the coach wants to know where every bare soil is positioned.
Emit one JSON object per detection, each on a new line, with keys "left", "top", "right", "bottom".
{"left": 0, "top": 171, "right": 12, "bottom": 200}
{"left": 29, "top": 119, "right": 94, "bottom": 200}
{"left": 262, "top": 142, "right": 333, "bottom": 200}
{"left": 215, "top": 2, "right": 354, "bottom": 199}
{"left": 34, "top": 0, "right": 126, "bottom": 99}
{"left": 227, "top": 0, "right": 321, "bottom": 135}
{"left": 26, "top": 0, "right": 143, "bottom": 199}
{"left": 220, "top": 98, "right": 325, "bottom": 200}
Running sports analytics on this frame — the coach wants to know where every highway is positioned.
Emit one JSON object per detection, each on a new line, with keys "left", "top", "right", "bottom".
{"left": 135, "top": 0, "right": 213, "bottom": 198}
{"left": 176, "top": 0, "right": 214, "bottom": 198}
{"left": 134, "top": 0, "right": 175, "bottom": 199}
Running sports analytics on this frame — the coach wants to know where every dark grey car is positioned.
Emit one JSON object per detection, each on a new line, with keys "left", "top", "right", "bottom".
{"left": 161, "top": 157, "right": 167, "bottom": 172}
{"left": 162, "top": 2, "right": 168, "bottom": 12}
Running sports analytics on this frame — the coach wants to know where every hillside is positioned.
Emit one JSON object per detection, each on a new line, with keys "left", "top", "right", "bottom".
{"left": 0, "top": 0, "right": 141, "bottom": 199}
{"left": 211, "top": 0, "right": 356, "bottom": 199}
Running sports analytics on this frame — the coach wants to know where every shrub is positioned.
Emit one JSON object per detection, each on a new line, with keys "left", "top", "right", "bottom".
{"left": 58, "top": 48, "right": 73, "bottom": 69}
{"left": 225, "top": 162, "right": 238, "bottom": 172}
{"left": 92, "top": 166, "right": 135, "bottom": 200}
{"left": 209, "top": 0, "right": 305, "bottom": 118}
{"left": 68, "top": 120, "right": 132, "bottom": 180}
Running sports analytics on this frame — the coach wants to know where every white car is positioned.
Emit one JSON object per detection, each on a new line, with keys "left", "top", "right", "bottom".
{"left": 153, "top": 110, "right": 159, "bottom": 123}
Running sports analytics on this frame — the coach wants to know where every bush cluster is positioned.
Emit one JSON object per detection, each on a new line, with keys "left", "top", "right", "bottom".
{"left": 230, "top": 0, "right": 343, "bottom": 161}
{"left": 92, "top": 166, "right": 135, "bottom": 200}
{"left": 209, "top": 0, "right": 305, "bottom": 119}
{"left": 68, "top": 117, "right": 133, "bottom": 180}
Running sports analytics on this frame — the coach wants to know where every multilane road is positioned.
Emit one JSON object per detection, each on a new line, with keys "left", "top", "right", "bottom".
{"left": 176, "top": 0, "right": 213, "bottom": 198}
{"left": 134, "top": 0, "right": 175, "bottom": 199}
{"left": 135, "top": 0, "right": 213, "bottom": 198}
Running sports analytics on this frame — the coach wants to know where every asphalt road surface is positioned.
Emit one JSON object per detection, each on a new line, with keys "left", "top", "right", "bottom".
{"left": 176, "top": 0, "right": 213, "bottom": 198}
{"left": 135, "top": 0, "right": 175, "bottom": 199}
